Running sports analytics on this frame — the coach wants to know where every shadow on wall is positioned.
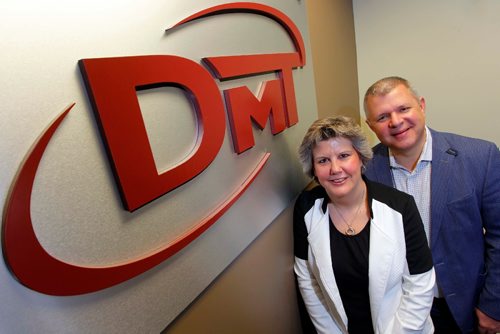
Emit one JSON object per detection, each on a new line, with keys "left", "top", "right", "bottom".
{"left": 163, "top": 203, "right": 306, "bottom": 334}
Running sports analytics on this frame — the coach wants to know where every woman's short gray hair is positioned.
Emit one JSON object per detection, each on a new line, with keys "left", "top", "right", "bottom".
{"left": 298, "top": 116, "right": 373, "bottom": 179}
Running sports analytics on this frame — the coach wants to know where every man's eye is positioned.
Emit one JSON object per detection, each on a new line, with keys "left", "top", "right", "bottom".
{"left": 377, "top": 115, "right": 388, "bottom": 122}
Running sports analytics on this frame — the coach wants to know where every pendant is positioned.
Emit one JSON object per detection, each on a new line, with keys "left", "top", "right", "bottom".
{"left": 345, "top": 226, "right": 356, "bottom": 236}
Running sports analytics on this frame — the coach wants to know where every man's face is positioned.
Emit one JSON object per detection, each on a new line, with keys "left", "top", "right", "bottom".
{"left": 365, "top": 84, "right": 426, "bottom": 156}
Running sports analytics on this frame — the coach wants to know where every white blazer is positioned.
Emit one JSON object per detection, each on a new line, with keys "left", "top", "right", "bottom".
{"left": 294, "top": 197, "right": 435, "bottom": 334}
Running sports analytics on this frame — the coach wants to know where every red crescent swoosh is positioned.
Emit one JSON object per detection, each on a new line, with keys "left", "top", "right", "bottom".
{"left": 167, "top": 2, "right": 306, "bottom": 66}
{"left": 2, "top": 104, "right": 270, "bottom": 295}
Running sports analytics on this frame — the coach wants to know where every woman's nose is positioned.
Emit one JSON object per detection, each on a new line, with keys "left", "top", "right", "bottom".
{"left": 329, "top": 160, "right": 341, "bottom": 174}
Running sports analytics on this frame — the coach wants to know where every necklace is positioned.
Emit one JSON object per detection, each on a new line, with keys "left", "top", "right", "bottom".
{"left": 332, "top": 187, "right": 366, "bottom": 236}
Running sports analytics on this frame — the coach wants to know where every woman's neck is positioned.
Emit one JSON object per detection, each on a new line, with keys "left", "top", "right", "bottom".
{"left": 329, "top": 181, "right": 366, "bottom": 210}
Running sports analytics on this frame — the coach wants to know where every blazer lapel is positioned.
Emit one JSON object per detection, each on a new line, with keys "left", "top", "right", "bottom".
{"left": 307, "top": 202, "right": 348, "bottom": 329}
{"left": 368, "top": 216, "right": 396, "bottom": 326}
{"left": 429, "top": 130, "right": 454, "bottom": 247}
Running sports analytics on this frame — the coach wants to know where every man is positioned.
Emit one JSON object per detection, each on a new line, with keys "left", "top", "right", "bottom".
{"left": 363, "top": 76, "right": 500, "bottom": 334}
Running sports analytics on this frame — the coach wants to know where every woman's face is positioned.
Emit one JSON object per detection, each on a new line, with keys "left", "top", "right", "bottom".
{"left": 312, "top": 137, "right": 363, "bottom": 201}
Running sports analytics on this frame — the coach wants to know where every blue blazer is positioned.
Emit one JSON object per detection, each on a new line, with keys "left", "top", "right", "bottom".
{"left": 364, "top": 128, "right": 500, "bottom": 333}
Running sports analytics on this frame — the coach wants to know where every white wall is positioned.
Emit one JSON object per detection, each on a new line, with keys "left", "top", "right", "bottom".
{"left": 0, "top": 1, "right": 317, "bottom": 332}
{"left": 353, "top": 0, "right": 500, "bottom": 146}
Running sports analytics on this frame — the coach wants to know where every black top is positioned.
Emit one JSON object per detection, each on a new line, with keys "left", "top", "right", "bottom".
{"left": 330, "top": 220, "right": 374, "bottom": 334}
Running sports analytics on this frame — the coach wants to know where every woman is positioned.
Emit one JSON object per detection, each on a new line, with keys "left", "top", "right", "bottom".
{"left": 293, "top": 116, "right": 435, "bottom": 334}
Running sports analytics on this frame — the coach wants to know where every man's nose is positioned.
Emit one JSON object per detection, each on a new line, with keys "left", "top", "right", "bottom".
{"left": 389, "top": 112, "right": 402, "bottom": 128}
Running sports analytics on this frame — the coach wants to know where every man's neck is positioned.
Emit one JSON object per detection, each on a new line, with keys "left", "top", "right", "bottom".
{"left": 392, "top": 151, "right": 420, "bottom": 171}
{"left": 391, "top": 133, "right": 427, "bottom": 171}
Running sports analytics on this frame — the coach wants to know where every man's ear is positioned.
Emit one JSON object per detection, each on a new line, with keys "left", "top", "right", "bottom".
{"left": 419, "top": 97, "right": 426, "bottom": 113}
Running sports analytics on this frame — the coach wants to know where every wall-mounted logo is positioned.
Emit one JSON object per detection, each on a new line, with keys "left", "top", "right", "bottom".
{"left": 2, "top": 3, "right": 305, "bottom": 295}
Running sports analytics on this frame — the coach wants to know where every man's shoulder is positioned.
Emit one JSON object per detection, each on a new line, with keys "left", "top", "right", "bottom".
{"left": 371, "top": 142, "right": 389, "bottom": 157}
{"left": 431, "top": 129, "right": 497, "bottom": 151}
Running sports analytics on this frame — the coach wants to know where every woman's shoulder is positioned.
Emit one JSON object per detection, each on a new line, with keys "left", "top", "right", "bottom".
{"left": 295, "top": 185, "right": 327, "bottom": 210}
{"left": 297, "top": 184, "right": 326, "bottom": 201}
{"left": 365, "top": 178, "right": 414, "bottom": 212}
